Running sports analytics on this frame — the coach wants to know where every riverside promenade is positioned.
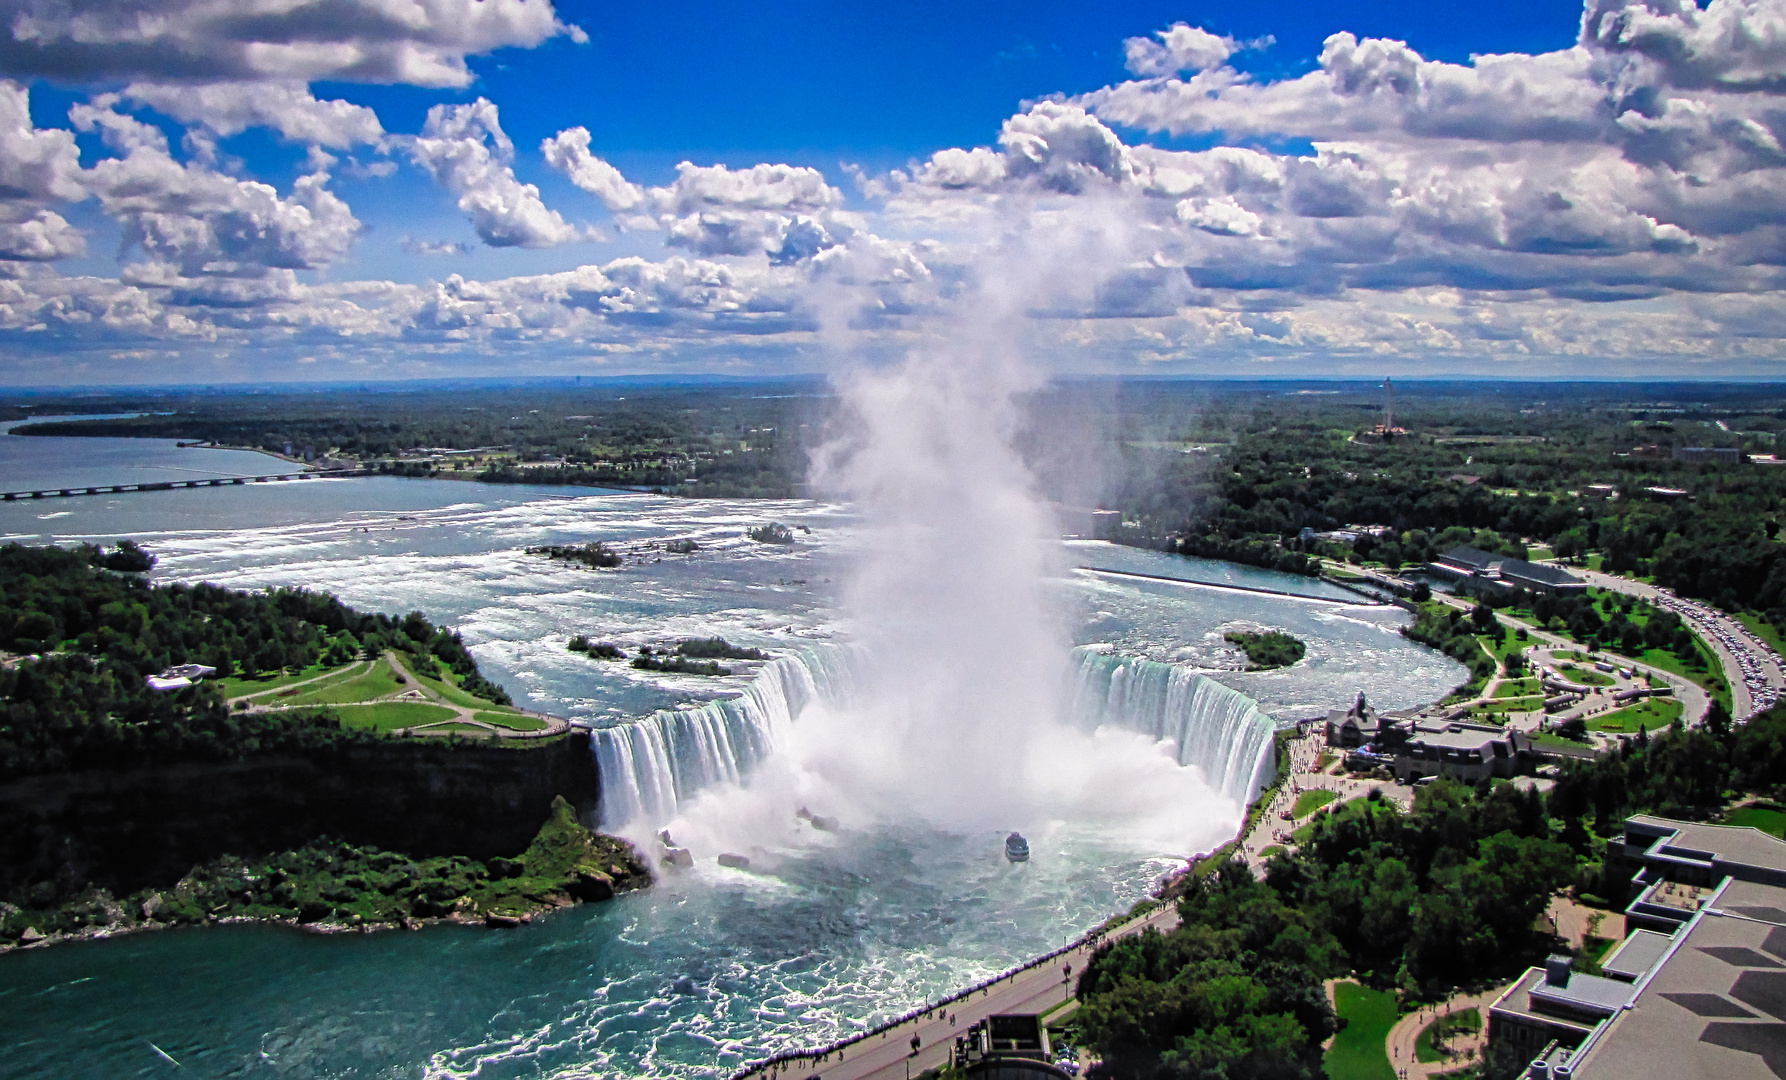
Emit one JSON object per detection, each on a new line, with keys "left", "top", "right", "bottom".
{"left": 735, "top": 900, "right": 1182, "bottom": 1080}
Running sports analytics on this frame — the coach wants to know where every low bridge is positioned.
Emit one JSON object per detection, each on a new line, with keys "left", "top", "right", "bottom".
{"left": 0, "top": 468, "right": 381, "bottom": 502}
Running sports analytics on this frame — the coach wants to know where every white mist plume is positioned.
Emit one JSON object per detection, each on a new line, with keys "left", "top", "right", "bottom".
{"left": 648, "top": 196, "right": 1250, "bottom": 860}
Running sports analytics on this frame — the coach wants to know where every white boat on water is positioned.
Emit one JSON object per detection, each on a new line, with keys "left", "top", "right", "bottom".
{"left": 1005, "top": 832, "right": 1030, "bottom": 862}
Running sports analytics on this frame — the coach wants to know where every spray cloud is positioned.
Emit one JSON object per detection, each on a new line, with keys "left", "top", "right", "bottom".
{"left": 648, "top": 194, "right": 1251, "bottom": 859}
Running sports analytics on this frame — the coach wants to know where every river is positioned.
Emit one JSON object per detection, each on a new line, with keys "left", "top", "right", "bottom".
{"left": 0, "top": 420, "right": 1462, "bottom": 1079}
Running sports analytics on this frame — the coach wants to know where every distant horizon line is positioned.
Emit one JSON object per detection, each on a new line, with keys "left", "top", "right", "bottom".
{"left": 7, "top": 372, "right": 1786, "bottom": 399}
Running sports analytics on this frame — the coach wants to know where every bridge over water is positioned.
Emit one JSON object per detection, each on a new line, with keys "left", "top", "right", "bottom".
{"left": 0, "top": 467, "right": 380, "bottom": 502}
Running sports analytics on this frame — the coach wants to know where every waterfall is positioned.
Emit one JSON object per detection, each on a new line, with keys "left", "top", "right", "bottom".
{"left": 1065, "top": 648, "right": 1279, "bottom": 805}
{"left": 590, "top": 646, "right": 858, "bottom": 828}
{"left": 590, "top": 644, "right": 1278, "bottom": 829}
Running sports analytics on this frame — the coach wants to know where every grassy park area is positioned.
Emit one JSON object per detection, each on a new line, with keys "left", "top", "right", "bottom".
{"left": 223, "top": 652, "right": 544, "bottom": 737}
{"left": 1588, "top": 697, "right": 1684, "bottom": 733}
{"left": 1494, "top": 677, "right": 1542, "bottom": 698}
{"left": 1325, "top": 982, "right": 1398, "bottom": 1080}
{"left": 1725, "top": 803, "right": 1786, "bottom": 838}
{"left": 1292, "top": 789, "right": 1338, "bottom": 817}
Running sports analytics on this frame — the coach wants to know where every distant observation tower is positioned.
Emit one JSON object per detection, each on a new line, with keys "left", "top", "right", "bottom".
{"left": 1370, "top": 377, "right": 1407, "bottom": 439}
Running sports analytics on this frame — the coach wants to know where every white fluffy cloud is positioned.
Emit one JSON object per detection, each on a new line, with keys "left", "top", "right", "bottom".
{"left": 0, "top": 0, "right": 580, "bottom": 87}
{"left": 121, "top": 82, "right": 385, "bottom": 149}
{"left": 71, "top": 99, "right": 362, "bottom": 276}
{"left": 1123, "top": 23, "right": 1269, "bottom": 77}
{"left": 408, "top": 98, "right": 586, "bottom": 248}
{"left": 541, "top": 127, "right": 645, "bottom": 212}
{"left": 543, "top": 140, "right": 854, "bottom": 262}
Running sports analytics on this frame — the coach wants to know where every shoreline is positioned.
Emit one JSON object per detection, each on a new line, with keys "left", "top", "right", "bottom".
{"left": 0, "top": 898, "right": 574, "bottom": 955}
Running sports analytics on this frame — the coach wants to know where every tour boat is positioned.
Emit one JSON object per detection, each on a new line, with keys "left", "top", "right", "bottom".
{"left": 1005, "top": 832, "right": 1030, "bottom": 862}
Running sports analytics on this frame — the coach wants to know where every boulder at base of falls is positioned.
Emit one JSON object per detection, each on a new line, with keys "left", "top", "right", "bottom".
{"left": 717, "top": 853, "right": 751, "bottom": 871}
{"left": 661, "top": 847, "right": 694, "bottom": 869}
{"left": 570, "top": 869, "right": 614, "bottom": 901}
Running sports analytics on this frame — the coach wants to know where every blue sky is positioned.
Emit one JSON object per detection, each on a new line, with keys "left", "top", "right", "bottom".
{"left": 1, "top": 0, "right": 1784, "bottom": 382}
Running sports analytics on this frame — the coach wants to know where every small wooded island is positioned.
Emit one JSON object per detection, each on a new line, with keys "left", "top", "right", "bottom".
{"left": 570, "top": 635, "right": 769, "bottom": 676}
{"left": 0, "top": 541, "right": 648, "bottom": 949}
{"left": 1224, "top": 630, "right": 1307, "bottom": 670}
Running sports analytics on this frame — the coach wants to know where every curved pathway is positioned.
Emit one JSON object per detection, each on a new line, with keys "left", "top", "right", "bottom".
{"left": 1384, "top": 984, "right": 1508, "bottom": 1079}
{"left": 227, "top": 652, "right": 568, "bottom": 739}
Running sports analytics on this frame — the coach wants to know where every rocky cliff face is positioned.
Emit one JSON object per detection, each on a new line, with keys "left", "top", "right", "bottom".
{"left": 0, "top": 734, "right": 600, "bottom": 899}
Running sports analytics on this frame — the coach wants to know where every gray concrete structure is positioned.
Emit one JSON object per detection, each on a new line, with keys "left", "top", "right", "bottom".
{"left": 1392, "top": 721, "right": 1530, "bottom": 784}
{"left": 1493, "top": 817, "right": 1786, "bottom": 1079}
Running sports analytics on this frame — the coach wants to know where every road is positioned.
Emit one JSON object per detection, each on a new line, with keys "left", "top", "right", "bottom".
{"left": 1574, "top": 569, "right": 1784, "bottom": 720}
{"left": 739, "top": 902, "right": 1183, "bottom": 1080}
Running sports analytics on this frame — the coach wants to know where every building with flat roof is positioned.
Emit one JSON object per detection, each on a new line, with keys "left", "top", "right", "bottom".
{"left": 1492, "top": 817, "right": 1786, "bottom": 1079}
{"left": 1393, "top": 721, "right": 1530, "bottom": 784}
{"left": 1565, "top": 877, "right": 1786, "bottom": 1079}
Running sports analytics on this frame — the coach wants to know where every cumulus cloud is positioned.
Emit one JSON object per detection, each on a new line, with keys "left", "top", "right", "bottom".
{"left": 71, "top": 99, "right": 362, "bottom": 277}
{"left": 0, "top": 205, "right": 83, "bottom": 261}
{"left": 408, "top": 98, "right": 586, "bottom": 248}
{"left": 541, "top": 127, "right": 645, "bottom": 211}
{"left": 121, "top": 82, "right": 385, "bottom": 149}
{"left": 542, "top": 141, "right": 855, "bottom": 262}
{"left": 1123, "top": 23, "right": 1269, "bottom": 77}
{"left": 0, "top": 0, "right": 581, "bottom": 88}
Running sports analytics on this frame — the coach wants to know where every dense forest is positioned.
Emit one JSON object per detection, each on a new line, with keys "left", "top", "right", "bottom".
{"left": 1073, "top": 701, "right": 1786, "bottom": 1080}
{"left": 0, "top": 542, "right": 508, "bottom": 778}
{"left": 1075, "top": 781, "right": 1572, "bottom": 1079}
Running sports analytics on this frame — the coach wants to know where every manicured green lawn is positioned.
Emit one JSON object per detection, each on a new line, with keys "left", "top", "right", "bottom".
{"left": 1494, "top": 677, "right": 1542, "bottom": 699}
{"left": 282, "top": 657, "right": 407, "bottom": 705}
{"left": 221, "top": 661, "right": 353, "bottom": 699}
{"left": 1415, "top": 1008, "right": 1481, "bottom": 1064}
{"left": 1259, "top": 845, "right": 1286, "bottom": 859}
{"left": 335, "top": 702, "right": 457, "bottom": 732}
{"left": 1293, "top": 789, "right": 1338, "bottom": 817}
{"left": 404, "top": 663, "right": 520, "bottom": 713}
{"left": 1326, "top": 982, "right": 1399, "bottom": 1080}
{"left": 475, "top": 710, "right": 547, "bottom": 731}
{"left": 1557, "top": 664, "right": 1616, "bottom": 686}
{"left": 1530, "top": 730, "right": 1592, "bottom": 749}
{"left": 1588, "top": 697, "right": 1683, "bottom": 733}
{"left": 1474, "top": 696, "right": 1544, "bottom": 716}
{"left": 1725, "top": 805, "right": 1786, "bottom": 838}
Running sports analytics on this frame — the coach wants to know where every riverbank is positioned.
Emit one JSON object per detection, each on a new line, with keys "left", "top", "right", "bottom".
{"left": 0, "top": 797, "right": 650, "bottom": 954}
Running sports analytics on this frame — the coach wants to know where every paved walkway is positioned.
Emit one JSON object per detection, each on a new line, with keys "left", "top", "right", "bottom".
{"left": 1384, "top": 985, "right": 1508, "bottom": 1079}
{"left": 738, "top": 902, "right": 1182, "bottom": 1080}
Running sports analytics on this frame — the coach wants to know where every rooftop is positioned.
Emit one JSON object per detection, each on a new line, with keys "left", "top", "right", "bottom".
{"left": 1643, "top": 878, "right": 1711, "bottom": 913}
{"left": 1627, "top": 815, "right": 1786, "bottom": 875}
{"left": 1601, "top": 929, "right": 1674, "bottom": 981}
{"left": 1573, "top": 880, "right": 1786, "bottom": 1080}
{"left": 1498, "top": 558, "right": 1584, "bottom": 587}
{"left": 1437, "top": 545, "right": 1501, "bottom": 571}
{"left": 1528, "top": 970, "right": 1639, "bottom": 1015}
